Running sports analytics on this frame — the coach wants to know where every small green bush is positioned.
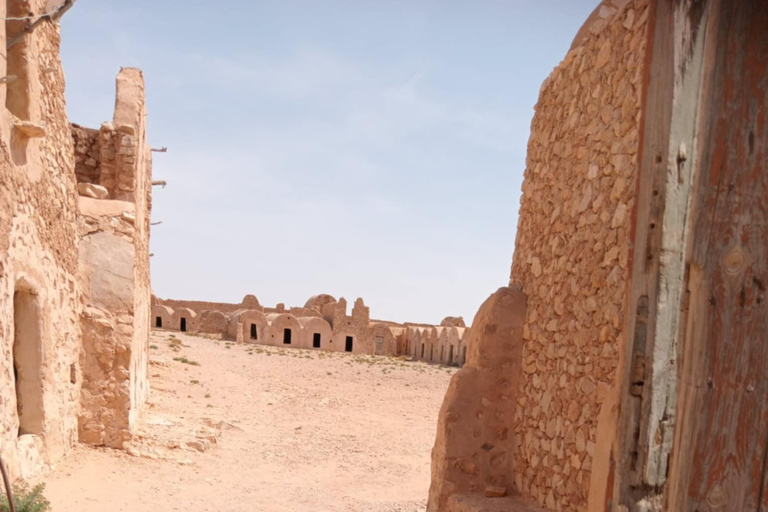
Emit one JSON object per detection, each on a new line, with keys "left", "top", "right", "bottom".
{"left": 0, "top": 483, "right": 51, "bottom": 512}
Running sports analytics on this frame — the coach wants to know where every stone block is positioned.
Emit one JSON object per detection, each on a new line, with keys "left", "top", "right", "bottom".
{"left": 77, "top": 182, "right": 109, "bottom": 199}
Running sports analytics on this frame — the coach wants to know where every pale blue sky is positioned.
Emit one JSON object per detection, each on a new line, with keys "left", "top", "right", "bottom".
{"left": 60, "top": 1, "right": 595, "bottom": 324}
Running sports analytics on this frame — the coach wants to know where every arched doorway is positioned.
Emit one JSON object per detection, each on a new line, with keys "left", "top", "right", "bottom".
{"left": 13, "top": 288, "right": 44, "bottom": 437}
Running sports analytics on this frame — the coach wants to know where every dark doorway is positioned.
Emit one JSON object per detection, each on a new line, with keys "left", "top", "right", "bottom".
{"left": 449, "top": 345, "right": 454, "bottom": 364}
{"left": 283, "top": 328, "right": 292, "bottom": 344}
{"left": 440, "top": 346, "right": 445, "bottom": 362}
{"left": 180, "top": 317, "right": 187, "bottom": 332}
{"left": 421, "top": 344, "right": 425, "bottom": 358}
{"left": 13, "top": 289, "right": 44, "bottom": 437}
{"left": 313, "top": 333, "right": 321, "bottom": 348}
{"left": 250, "top": 323, "right": 257, "bottom": 340}
{"left": 155, "top": 316, "right": 162, "bottom": 328}
{"left": 345, "top": 336, "right": 353, "bottom": 352}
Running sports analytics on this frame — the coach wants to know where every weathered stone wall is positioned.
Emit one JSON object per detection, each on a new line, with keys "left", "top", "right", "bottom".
{"left": 162, "top": 293, "right": 470, "bottom": 360}
{"left": 114, "top": 68, "right": 152, "bottom": 431}
{"left": 77, "top": 197, "right": 138, "bottom": 448}
{"left": 197, "top": 310, "right": 228, "bottom": 335}
{"left": 159, "top": 297, "right": 263, "bottom": 315}
{"left": 429, "top": 287, "right": 527, "bottom": 511}
{"left": 151, "top": 304, "right": 173, "bottom": 329}
{"left": 508, "top": 2, "right": 649, "bottom": 510}
{"left": 0, "top": 0, "right": 82, "bottom": 479}
{"left": 76, "top": 68, "right": 152, "bottom": 448}
{"left": 407, "top": 325, "right": 468, "bottom": 366}
{"left": 71, "top": 123, "right": 100, "bottom": 184}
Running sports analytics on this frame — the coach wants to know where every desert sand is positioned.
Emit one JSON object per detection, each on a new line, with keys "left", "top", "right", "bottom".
{"left": 42, "top": 329, "right": 455, "bottom": 512}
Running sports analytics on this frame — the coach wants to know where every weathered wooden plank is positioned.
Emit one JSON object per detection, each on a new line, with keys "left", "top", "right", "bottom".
{"left": 613, "top": 0, "right": 672, "bottom": 504}
{"left": 614, "top": 0, "right": 712, "bottom": 508}
{"left": 668, "top": 1, "right": 768, "bottom": 510}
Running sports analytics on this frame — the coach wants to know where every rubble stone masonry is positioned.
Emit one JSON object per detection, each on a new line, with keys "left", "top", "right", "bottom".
{"left": 0, "top": 0, "right": 82, "bottom": 478}
{"left": 508, "top": 1, "right": 649, "bottom": 509}
{"left": 428, "top": 1, "right": 651, "bottom": 511}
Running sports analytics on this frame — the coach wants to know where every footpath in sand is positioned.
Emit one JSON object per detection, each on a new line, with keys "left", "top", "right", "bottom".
{"left": 43, "top": 330, "right": 456, "bottom": 512}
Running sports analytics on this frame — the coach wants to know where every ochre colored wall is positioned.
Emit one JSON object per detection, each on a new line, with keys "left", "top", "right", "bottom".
{"left": 0, "top": 0, "right": 82, "bottom": 479}
{"left": 508, "top": 1, "right": 650, "bottom": 509}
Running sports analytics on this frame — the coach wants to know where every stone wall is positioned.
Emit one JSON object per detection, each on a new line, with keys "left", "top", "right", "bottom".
{"left": 159, "top": 297, "right": 261, "bottom": 315}
{"left": 427, "top": 1, "right": 650, "bottom": 511}
{"left": 429, "top": 287, "right": 527, "bottom": 511}
{"left": 508, "top": 2, "right": 648, "bottom": 509}
{"left": 158, "top": 293, "right": 469, "bottom": 361}
{"left": 406, "top": 325, "right": 468, "bottom": 366}
{"left": 77, "top": 198, "right": 139, "bottom": 447}
{"left": 0, "top": 0, "right": 82, "bottom": 479}
{"left": 71, "top": 124, "right": 100, "bottom": 184}
{"left": 76, "top": 69, "right": 152, "bottom": 449}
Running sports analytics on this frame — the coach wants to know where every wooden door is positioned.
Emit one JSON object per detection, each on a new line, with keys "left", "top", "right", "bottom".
{"left": 669, "top": 1, "right": 768, "bottom": 510}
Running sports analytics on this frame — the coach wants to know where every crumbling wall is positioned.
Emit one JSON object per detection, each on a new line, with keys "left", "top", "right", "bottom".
{"left": 441, "top": 316, "right": 466, "bottom": 328}
{"left": 0, "top": 0, "right": 82, "bottom": 478}
{"left": 371, "top": 323, "right": 396, "bottom": 356}
{"left": 77, "top": 68, "right": 152, "bottom": 448}
{"left": 77, "top": 197, "right": 138, "bottom": 448}
{"left": 328, "top": 297, "right": 374, "bottom": 353}
{"left": 116, "top": 68, "right": 152, "bottom": 431}
{"left": 161, "top": 299, "right": 240, "bottom": 315}
{"left": 71, "top": 124, "right": 100, "bottom": 184}
{"left": 197, "top": 309, "right": 228, "bottom": 335}
{"left": 429, "top": 287, "right": 527, "bottom": 511}
{"left": 507, "top": 2, "right": 649, "bottom": 510}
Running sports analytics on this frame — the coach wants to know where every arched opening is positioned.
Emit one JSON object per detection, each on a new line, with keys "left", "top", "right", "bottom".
{"left": 13, "top": 288, "right": 44, "bottom": 437}
{"left": 155, "top": 316, "right": 162, "bottom": 328}
{"left": 283, "top": 328, "right": 292, "bottom": 344}
{"left": 449, "top": 345, "right": 454, "bottom": 364}
{"left": 421, "top": 344, "right": 425, "bottom": 358}
{"left": 345, "top": 336, "right": 353, "bottom": 352}
{"left": 313, "top": 332, "right": 321, "bottom": 348}
{"left": 180, "top": 317, "right": 187, "bottom": 332}
{"left": 250, "top": 323, "right": 257, "bottom": 340}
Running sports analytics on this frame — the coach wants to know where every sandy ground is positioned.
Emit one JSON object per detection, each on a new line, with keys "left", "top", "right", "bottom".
{"left": 42, "top": 330, "right": 455, "bottom": 512}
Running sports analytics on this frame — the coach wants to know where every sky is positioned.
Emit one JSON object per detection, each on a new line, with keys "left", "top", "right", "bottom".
{"left": 60, "top": 1, "right": 596, "bottom": 325}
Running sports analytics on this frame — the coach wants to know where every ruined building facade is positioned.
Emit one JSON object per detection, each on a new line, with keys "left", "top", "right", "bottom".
{"left": 153, "top": 294, "right": 470, "bottom": 364}
{"left": 1, "top": 0, "right": 152, "bottom": 479}
{"left": 429, "top": 1, "right": 768, "bottom": 511}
